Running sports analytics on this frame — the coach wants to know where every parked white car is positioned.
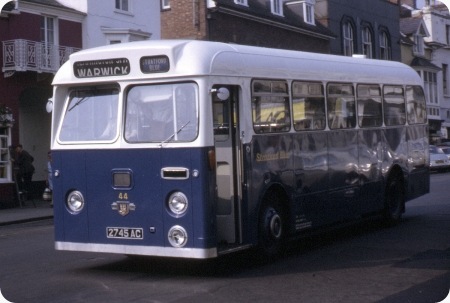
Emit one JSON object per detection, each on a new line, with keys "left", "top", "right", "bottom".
{"left": 429, "top": 145, "right": 450, "bottom": 172}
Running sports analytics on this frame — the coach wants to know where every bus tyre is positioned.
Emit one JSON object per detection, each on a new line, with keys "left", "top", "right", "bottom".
{"left": 258, "top": 192, "right": 286, "bottom": 259}
{"left": 384, "top": 174, "right": 404, "bottom": 224}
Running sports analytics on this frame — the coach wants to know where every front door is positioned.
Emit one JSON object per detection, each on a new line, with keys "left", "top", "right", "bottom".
{"left": 212, "top": 85, "right": 241, "bottom": 245}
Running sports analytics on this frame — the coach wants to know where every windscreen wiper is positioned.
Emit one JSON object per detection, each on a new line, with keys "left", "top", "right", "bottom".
{"left": 160, "top": 121, "right": 190, "bottom": 146}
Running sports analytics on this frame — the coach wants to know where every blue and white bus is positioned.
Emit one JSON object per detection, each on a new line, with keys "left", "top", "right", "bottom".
{"left": 50, "top": 40, "right": 429, "bottom": 259}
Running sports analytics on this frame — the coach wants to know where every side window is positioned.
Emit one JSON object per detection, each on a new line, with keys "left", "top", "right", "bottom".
{"left": 406, "top": 86, "right": 427, "bottom": 124}
{"left": 327, "top": 83, "right": 356, "bottom": 129}
{"left": 252, "top": 80, "right": 290, "bottom": 133}
{"left": 292, "top": 81, "right": 325, "bottom": 130}
{"left": 357, "top": 84, "right": 382, "bottom": 128}
{"left": 383, "top": 86, "right": 406, "bottom": 126}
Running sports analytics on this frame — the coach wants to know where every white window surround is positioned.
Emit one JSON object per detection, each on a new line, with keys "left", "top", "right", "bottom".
{"left": 271, "top": 0, "right": 283, "bottom": 16}
{"left": 343, "top": 21, "right": 354, "bottom": 56}
{"left": 161, "top": 0, "right": 170, "bottom": 10}
{"left": 285, "top": 0, "right": 316, "bottom": 24}
{"left": 234, "top": 0, "right": 248, "bottom": 6}
{"left": 362, "top": 27, "right": 372, "bottom": 58}
{"left": 379, "top": 31, "right": 391, "bottom": 60}
{"left": 115, "top": 0, "right": 129, "bottom": 11}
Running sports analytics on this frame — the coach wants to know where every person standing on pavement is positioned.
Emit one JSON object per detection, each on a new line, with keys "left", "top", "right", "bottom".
{"left": 13, "top": 144, "right": 35, "bottom": 197}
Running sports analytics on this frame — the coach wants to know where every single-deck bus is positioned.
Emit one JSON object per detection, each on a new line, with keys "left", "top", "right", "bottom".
{"left": 50, "top": 40, "right": 429, "bottom": 259}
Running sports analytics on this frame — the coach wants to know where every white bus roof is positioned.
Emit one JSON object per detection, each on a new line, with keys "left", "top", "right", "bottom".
{"left": 53, "top": 40, "right": 423, "bottom": 86}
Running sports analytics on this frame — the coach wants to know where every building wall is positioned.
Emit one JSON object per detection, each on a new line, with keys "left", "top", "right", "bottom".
{"left": 0, "top": 7, "right": 83, "bottom": 204}
{"left": 208, "top": 12, "right": 330, "bottom": 53}
{"left": 161, "top": 0, "right": 207, "bottom": 40}
{"left": 84, "top": 0, "right": 160, "bottom": 48}
{"left": 324, "top": 0, "right": 401, "bottom": 60}
{"left": 59, "top": 19, "right": 82, "bottom": 47}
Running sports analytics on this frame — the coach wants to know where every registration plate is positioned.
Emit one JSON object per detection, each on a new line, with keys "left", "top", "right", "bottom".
{"left": 107, "top": 227, "right": 143, "bottom": 239}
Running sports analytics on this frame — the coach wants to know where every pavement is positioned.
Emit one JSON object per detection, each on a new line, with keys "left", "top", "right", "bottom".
{"left": 0, "top": 199, "right": 54, "bottom": 226}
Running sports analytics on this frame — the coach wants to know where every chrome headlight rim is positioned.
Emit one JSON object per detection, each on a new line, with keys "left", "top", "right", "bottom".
{"left": 167, "top": 191, "right": 188, "bottom": 216}
{"left": 66, "top": 190, "right": 85, "bottom": 214}
{"left": 168, "top": 225, "right": 188, "bottom": 248}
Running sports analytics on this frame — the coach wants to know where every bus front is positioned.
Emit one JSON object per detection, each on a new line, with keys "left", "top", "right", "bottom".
{"left": 51, "top": 47, "right": 217, "bottom": 259}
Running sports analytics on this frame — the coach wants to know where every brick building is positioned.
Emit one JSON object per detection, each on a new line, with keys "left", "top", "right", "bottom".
{"left": 161, "top": 0, "right": 335, "bottom": 53}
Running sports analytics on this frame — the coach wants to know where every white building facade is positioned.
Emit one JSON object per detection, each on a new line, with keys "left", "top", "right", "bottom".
{"left": 422, "top": 3, "right": 450, "bottom": 140}
{"left": 57, "top": 0, "right": 160, "bottom": 48}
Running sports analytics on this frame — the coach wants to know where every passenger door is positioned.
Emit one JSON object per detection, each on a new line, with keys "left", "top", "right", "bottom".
{"left": 212, "top": 85, "right": 242, "bottom": 245}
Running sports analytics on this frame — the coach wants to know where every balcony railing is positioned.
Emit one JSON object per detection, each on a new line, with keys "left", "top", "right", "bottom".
{"left": 2, "top": 39, "right": 80, "bottom": 75}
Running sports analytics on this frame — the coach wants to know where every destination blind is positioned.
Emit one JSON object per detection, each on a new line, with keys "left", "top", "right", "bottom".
{"left": 140, "top": 56, "right": 170, "bottom": 73}
{"left": 73, "top": 58, "right": 130, "bottom": 78}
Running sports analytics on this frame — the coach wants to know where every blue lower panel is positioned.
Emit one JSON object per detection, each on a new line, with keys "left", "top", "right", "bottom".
{"left": 52, "top": 147, "right": 216, "bottom": 255}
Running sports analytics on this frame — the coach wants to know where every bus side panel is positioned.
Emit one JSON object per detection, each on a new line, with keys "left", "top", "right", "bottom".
{"left": 292, "top": 132, "right": 329, "bottom": 229}
{"left": 53, "top": 150, "right": 89, "bottom": 243}
{"left": 326, "top": 130, "right": 360, "bottom": 222}
{"left": 161, "top": 147, "right": 217, "bottom": 249}
{"left": 383, "top": 127, "right": 408, "bottom": 179}
{"left": 249, "top": 134, "right": 294, "bottom": 238}
{"left": 358, "top": 129, "right": 384, "bottom": 215}
{"left": 406, "top": 125, "right": 430, "bottom": 201}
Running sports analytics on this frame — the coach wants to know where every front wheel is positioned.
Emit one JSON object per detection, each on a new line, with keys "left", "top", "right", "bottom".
{"left": 258, "top": 191, "right": 286, "bottom": 259}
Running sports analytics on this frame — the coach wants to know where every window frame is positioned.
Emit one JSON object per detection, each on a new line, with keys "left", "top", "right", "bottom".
{"left": 383, "top": 85, "right": 406, "bottom": 126}
{"left": 115, "top": 0, "right": 130, "bottom": 12}
{"left": 327, "top": 83, "right": 356, "bottom": 129}
{"left": 342, "top": 21, "right": 354, "bottom": 56}
{"left": 357, "top": 84, "right": 382, "bottom": 128}
{"left": 362, "top": 26, "right": 373, "bottom": 59}
{"left": 379, "top": 31, "right": 391, "bottom": 60}
{"left": 161, "top": 0, "right": 170, "bottom": 10}
{"left": 251, "top": 79, "right": 291, "bottom": 133}
{"left": 291, "top": 81, "right": 325, "bottom": 131}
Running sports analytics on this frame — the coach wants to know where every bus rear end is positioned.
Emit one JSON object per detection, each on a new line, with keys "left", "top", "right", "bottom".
{"left": 51, "top": 71, "right": 217, "bottom": 258}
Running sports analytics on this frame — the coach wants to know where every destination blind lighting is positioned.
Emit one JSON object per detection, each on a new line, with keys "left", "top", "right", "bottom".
{"left": 73, "top": 58, "right": 130, "bottom": 78}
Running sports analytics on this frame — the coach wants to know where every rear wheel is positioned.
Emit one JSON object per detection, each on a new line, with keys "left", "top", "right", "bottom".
{"left": 258, "top": 191, "right": 287, "bottom": 259}
{"left": 384, "top": 173, "right": 404, "bottom": 224}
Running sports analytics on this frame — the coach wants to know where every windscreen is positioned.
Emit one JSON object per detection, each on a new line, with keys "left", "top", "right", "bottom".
{"left": 124, "top": 83, "right": 198, "bottom": 143}
{"left": 58, "top": 86, "right": 119, "bottom": 142}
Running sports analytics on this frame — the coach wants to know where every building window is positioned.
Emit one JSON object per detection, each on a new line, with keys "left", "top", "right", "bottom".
{"left": 443, "top": 64, "right": 448, "bottom": 95}
{"left": 298, "top": 0, "right": 315, "bottom": 25}
{"left": 343, "top": 21, "right": 354, "bottom": 56}
{"left": 40, "top": 16, "right": 56, "bottom": 69}
{"left": 115, "top": 0, "right": 129, "bottom": 12}
{"left": 379, "top": 31, "right": 391, "bottom": 60}
{"left": 0, "top": 127, "right": 12, "bottom": 182}
{"left": 161, "top": 0, "right": 170, "bottom": 10}
{"left": 234, "top": 0, "right": 248, "bottom": 6}
{"left": 413, "top": 34, "right": 425, "bottom": 56}
{"left": 271, "top": 0, "right": 283, "bottom": 16}
{"left": 362, "top": 27, "right": 373, "bottom": 58}
{"left": 423, "top": 71, "right": 438, "bottom": 105}
{"left": 446, "top": 25, "right": 450, "bottom": 45}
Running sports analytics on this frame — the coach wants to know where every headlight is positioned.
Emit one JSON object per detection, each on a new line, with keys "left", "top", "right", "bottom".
{"left": 167, "top": 192, "right": 188, "bottom": 216}
{"left": 66, "top": 190, "right": 85, "bottom": 214}
{"left": 168, "top": 225, "right": 188, "bottom": 247}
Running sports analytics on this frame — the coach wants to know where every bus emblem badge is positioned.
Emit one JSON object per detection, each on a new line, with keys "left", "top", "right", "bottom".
{"left": 111, "top": 202, "right": 136, "bottom": 216}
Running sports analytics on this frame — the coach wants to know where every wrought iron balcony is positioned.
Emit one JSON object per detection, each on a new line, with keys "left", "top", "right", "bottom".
{"left": 2, "top": 39, "right": 80, "bottom": 76}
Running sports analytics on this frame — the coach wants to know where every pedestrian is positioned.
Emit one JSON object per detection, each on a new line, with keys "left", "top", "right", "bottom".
{"left": 13, "top": 144, "right": 35, "bottom": 198}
